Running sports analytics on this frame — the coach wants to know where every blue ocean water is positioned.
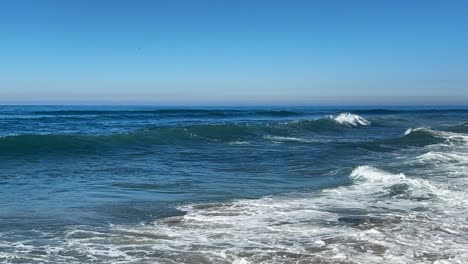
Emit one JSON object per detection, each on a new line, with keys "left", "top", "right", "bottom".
{"left": 1, "top": 105, "right": 468, "bottom": 263}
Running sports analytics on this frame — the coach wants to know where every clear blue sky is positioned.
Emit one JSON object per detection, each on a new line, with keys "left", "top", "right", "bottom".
{"left": 1, "top": 0, "right": 467, "bottom": 105}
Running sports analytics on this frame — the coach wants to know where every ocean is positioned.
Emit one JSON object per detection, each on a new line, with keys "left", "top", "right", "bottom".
{"left": 0, "top": 105, "right": 467, "bottom": 263}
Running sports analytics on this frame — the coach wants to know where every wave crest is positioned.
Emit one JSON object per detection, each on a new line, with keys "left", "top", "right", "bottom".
{"left": 332, "top": 113, "right": 371, "bottom": 126}
{"left": 0, "top": 116, "right": 374, "bottom": 155}
{"left": 350, "top": 165, "right": 406, "bottom": 184}
{"left": 404, "top": 127, "right": 468, "bottom": 144}
{"left": 417, "top": 151, "right": 468, "bottom": 164}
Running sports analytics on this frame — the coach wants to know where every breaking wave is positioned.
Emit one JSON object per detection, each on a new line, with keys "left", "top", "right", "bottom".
{"left": 331, "top": 113, "right": 371, "bottom": 126}
{"left": 2, "top": 106, "right": 468, "bottom": 263}
{"left": 2, "top": 165, "right": 466, "bottom": 263}
{"left": 0, "top": 114, "right": 373, "bottom": 155}
{"left": 404, "top": 128, "right": 468, "bottom": 145}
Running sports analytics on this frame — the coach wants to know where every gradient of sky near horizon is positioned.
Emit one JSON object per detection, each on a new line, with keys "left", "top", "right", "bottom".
{"left": 1, "top": 0, "right": 468, "bottom": 105}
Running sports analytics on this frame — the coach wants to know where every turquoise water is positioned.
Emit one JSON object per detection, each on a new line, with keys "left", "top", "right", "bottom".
{"left": 1, "top": 106, "right": 468, "bottom": 263}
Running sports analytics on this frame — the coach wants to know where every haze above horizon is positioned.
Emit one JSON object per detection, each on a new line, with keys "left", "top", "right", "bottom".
{"left": 1, "top": 0, "right": 468, "bottom": 105}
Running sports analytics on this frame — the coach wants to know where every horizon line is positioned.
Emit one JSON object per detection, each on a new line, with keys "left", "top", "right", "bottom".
{"left": 1, "top": 103, "right": 468, "bottom": 108}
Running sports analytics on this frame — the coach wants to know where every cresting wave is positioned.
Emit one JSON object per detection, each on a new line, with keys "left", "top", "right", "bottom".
{"left": 2, "top": 124, "right": 462, "bottom": 157}
{"left": 404, "top": 127, "right": 468, "bottom": 145}
{"left": 417, "top": 151, "right": 468, "bottom": 164}
{"left": 2, "top": 165, "right": 466, "bottom": 263}
{"left": 0, "top": 114, "right": 371, "bottom": 154}
{"left": 331, "top": 113, "right": 371, "bottom": 126}
{"left": 8, "top": 119, "right": 464, "bottom": 157}
{"left": 2, "top": 106, "right": 468, "bottom": 263}
{"left": 409, "top": 126, "right": 468, "bottom": 183}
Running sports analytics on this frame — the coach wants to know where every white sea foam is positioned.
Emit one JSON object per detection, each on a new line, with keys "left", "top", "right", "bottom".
{"left": 227, "top": 140, "right": 251, "bottom": 145}
{"left": 2, "top": 127, "right": 468, "bottom": 263}
{"left": 263, "top": 135, "right": 315, "bottom": 143}
{"left": 405, "top": 127, "right": 468, "bottom": 185}
{"left": 417, "top": 151, "right": 468, "bottom": 164}
{"left": 405, "top": 127, "right": 468, "bottom": 142}
{"left": 2, "top": 164, "right": 462, "bottom": 263}
{"left": 332, "top": 113, "right": 371, "bottom": 126}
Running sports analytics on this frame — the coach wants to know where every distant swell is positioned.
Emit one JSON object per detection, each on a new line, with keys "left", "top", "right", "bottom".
{"left": 5, "top": 119, "right": 463, "bottom": 156}
{"left": 3, "top": 125, "right": 462, "bottom": 156}
{"left": 28, "top": 109, "right": 303, "bottom": 118}
{"left": 351, "top": 108, "right": 468, "bottom": 114}
{"left": 0, "top": 114, "right": 374, "bottom": 155}
{"left": 27, "top": 108, "right": 468, "bottom": 116}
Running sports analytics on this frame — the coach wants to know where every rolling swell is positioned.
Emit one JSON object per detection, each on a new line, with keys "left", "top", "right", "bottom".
{"left": 335, "top": 128, "right": 450, "bottom": 153}
{"left": 1, "top": 117, "right": 457, "bottom": 156}
{"left": 29, "top": 108, "right": 468, "bottom": 116}
{"left": 6, "top": 115, "right": 461, "bottom": 156}
{"left": 399, "top": 128, "right": 447, "bottom": 146}
{"left": 404, "top": 127, "right": 468, "bottom": 145}
{"left": 446, "top": 122, "right": 468, "bottom": 133}
{"left": 28, "top": 109, "right": 303, "bottom": 118}
{"left": 350, "top": 108, "right": 468, "bottom": 115}
{"left": 0, "top": 116, "right": 370, "bottom": 155}
{"left": 2, "top": 106, "right": 468, "bottom": 264}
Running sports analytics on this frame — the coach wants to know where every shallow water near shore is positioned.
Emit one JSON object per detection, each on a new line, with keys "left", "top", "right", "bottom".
{"left": 1, "top": 106, "right": 468, "bottom": 263}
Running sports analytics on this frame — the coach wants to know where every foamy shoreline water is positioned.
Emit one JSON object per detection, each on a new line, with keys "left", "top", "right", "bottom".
{"left": 1, "top": 106, "right": 467, "bottom": 263}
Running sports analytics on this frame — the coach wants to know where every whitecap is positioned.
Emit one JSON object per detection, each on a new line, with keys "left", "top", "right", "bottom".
{"left": 332, "top": 113, "right": 371, "bottom": 126}
{"left": 263, "top": 135, "right": 315, "bottom": 143}
{"left": 227, "top": 140, "right": 251, "bottom": 145}
{"left": 20, "top": 165, "right": 463, "bottom": 264}
{"left": 404, "top": 127, "right": 468, "bottom": 143}
{"left": 417, "top": 151, "right": 468, "bottom": 164}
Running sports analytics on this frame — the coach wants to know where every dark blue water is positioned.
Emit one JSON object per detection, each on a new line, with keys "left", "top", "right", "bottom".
{"left": 1, "top": 106, "right": 468, "bottom": 263}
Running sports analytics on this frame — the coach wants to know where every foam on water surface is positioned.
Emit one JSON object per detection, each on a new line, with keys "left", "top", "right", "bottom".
{"left": 263, "top": 135, "right": 317, "bottom": 143}
{"left": 332, "top": 113, "right": 371, "bottom": 126}
{"left": 3, "top": 161, "right": 467, "bottom": 264}
{"left": 1, "top": 107, "right": 468, "bottom": 264}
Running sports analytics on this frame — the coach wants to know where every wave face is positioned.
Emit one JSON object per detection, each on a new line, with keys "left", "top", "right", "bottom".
{"left": 0, "top": 113, "right": 374, "bottom": 155}
{"left": 1, "top": 106, "right": 468, "bottom": 263}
